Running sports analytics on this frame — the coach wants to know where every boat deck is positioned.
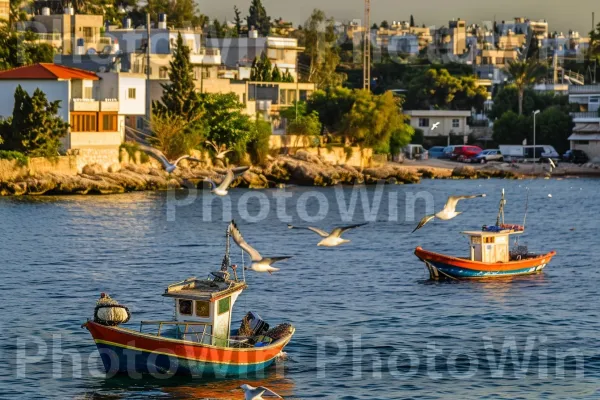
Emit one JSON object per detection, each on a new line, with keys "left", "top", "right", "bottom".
{"left": 163, "top": 277, "right": 247, "bottom": 301}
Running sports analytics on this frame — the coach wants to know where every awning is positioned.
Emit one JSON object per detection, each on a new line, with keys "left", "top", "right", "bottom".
{"left": 568, "top": 134, "right": 600, "bottom": 141}
{"left": 573, "top": 123, "right": 600, "bottom": 133}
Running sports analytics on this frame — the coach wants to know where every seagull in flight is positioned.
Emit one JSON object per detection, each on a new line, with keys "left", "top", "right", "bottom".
{"left": 287, "top": 223, "right": 368, "bottom": 247}
{"left": 205, "top": 140, "right": 233, "bottom": 160}
{"left": 137, "top": 143, "right": 201, "bottom": 173}
{"left": 229, "top": 221, "right": 291, "bottom": 274}
{"left": 204, "top": 166, "right": 249, "bottom": 196}
{"left": 431, "top": 122, "right": 440, "bottom": 131}
{"left": 412, "top": 194, "right": 486, "bottom": 233}
{"left": 240, "top": 384, "right": 282, "bottom": 399}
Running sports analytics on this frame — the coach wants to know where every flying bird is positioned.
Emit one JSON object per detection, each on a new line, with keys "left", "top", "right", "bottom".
{"left": 229, "top": 221, "right": 291, "bottom": 274}
{"left": 205, "top": 140, "right": 233, "bottom": 160}
{"left": 204, "top": 166, "right": 249, "bottom": 196}
{"left": 431, "top": 122, "right": 440, "bottom": 131}
{"left": 412, "top": 194, "right": 486, "bottom": 233}
{"left": 137, "top": 144, "right": 200, "bottom": 173}
{"left": 287, "top": 223, "right": 368, "bottom": 247}
{"left": 240, "top": 384, "right": 282, "bottom": 400}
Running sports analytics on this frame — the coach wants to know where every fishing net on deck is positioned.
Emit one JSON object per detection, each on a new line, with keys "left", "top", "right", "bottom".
{"left": 265, "top": 323, "right": 293, "bottom": 341}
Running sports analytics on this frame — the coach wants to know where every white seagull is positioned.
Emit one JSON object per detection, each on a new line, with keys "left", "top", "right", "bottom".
{"left": 204, "top": 166, "right": 249, "bottom": 196}
{"left": 240, "top": 384, "right": 282, "bottom": 399}
{"left": 137, "top": 144, "right": 201, "bottom": 173}
{"left": 205, "top": 140, "right": 233, "bottom": 160}
{"left": 431, "top": 122, "right": 440, "bottom": 131}
{"left": 229, "top": 221, "right": 291, "bottom": 274}
{"left": 412, "top": 194, "right": 486, "bottom": 233}
{"left": 287, "top": 223, "right": 368, "bottom": 247}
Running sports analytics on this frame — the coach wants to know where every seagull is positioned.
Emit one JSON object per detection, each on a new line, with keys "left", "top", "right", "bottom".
{"left": 229, "top": 221, "right": 291, "bottom": 274}
{"left": 137, "top": 143, "right": 201, "bottom": 173}
{"left": 240, "top": 384, "right": 282, "bottom": 399}
{"left": 431, "top": 122, "right": 440, "bottom": 131}
{"left": 287, "top": 223, "right": 368, "bottom": 247}
{"left": 204, "top": 166, "right": 249, "bottom": 196}
{"left": 412, "top": 194, "right": 486, "bottom": 233}
{"left": 205, "top": 140, "right": 233, "bottom": 160}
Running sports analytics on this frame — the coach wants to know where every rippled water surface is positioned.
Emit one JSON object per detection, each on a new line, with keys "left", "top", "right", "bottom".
{"left": 1, "top": 179, "right": 600, "bottom": 399}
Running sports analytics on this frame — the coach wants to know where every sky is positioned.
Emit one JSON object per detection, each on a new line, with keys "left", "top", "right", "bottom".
{"left": 198, "top": 0, "right": 598, "bottom": 36}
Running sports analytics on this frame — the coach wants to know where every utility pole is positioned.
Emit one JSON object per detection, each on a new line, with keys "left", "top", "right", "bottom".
{"left": 295, "top": 56, "right": 299, "bottom": 122}
{"left": 363, "top": 0, "right": 371, "bottom": 91}
{"left": 146, "top": 13, "right": 152, "bottom": 126}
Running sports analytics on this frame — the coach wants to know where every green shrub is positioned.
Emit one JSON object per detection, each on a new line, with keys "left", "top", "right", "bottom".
{"left": 120, "top": 143, "right": 149, "bottom": 163}
{"left": 0, "top": 150, "right": 28, "bottom": 166}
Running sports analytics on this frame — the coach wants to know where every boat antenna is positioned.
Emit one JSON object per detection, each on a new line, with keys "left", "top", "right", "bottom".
{"left": 241, "top": 247, "right": 246, "bottom": 283}
{"left": 496, "top": 188, "right": 505, "bottom": 226}
{"left": 522, "top": 188, "right": 530, "bottom": 232}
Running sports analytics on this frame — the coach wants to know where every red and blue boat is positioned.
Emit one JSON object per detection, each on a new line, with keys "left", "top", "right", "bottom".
{"left": 415, "top": 190, "right": 556, "bottom": 280}
{"left": 83, "top": 223, "right": 294, "bottom": 377}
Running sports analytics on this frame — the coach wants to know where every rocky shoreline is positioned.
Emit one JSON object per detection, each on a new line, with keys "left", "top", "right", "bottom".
{"left": 1, "top": 151, "right": 597, "bottom": 196}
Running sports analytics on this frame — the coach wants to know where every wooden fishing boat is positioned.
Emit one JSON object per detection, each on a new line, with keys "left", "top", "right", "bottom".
{"left": 83, "top": 223, "right": 294, "bottom": 377}
{"left": 414, "top": 190, "right": 556, "bottom": 280}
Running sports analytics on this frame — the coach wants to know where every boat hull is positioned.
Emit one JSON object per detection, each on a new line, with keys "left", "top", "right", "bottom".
{"left": 414, "top": 247, "right": 556, "bottom": 280}
{"left": 84, "top": 321, "right": 293, "bottom": 377}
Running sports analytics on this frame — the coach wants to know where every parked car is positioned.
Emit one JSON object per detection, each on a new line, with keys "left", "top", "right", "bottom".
{"left": 562, "top": 149, "right": 589, "bottom": 164}
{"left": 404, "top": 144, "right": 428, "bottom": 160}
{"left": 440, "top": 146, "right": 456, "bottom": 159}
{"left": 427, "top": 146, "right": 446, "bottom": 159}
{"left": 451, "top": 145, "right": 483, "bottom": 162}
{"left": 470, "top": 149, "right": 504, "bottom": 163}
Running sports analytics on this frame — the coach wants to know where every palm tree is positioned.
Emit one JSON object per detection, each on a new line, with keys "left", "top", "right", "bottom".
{"left": 505, "top": 58, "right": 546, "bottom": 115}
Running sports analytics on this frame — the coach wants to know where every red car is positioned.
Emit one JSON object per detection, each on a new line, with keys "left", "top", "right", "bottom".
{"left": 451, "top": 145, "right": 483, "bottom": 162}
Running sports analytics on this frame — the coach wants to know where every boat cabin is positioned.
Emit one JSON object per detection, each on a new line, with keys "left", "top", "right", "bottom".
{"left": 162, "top": 275, "right": 247, "bottom": 346}
{"left": 462, "top": 230, "right": 522, "bottom": 263}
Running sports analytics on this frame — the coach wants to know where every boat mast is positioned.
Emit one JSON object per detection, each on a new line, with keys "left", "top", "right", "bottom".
{"left": 221, "top": 224, "right": 238, "bottom": 280}
{"left": 496, "top": 189, "right": 505, "bottom": 226}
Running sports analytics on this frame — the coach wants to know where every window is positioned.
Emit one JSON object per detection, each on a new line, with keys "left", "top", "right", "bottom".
{"left": 84, "top": 87, "right": 93, "bottom": 99}
{"left": 484, "top": 237, "right": 495, "bottom": 244}
{"left": 218, "top": 297, "right": 230, "bottom": 315}
{"left": 82, "top": 27, "right": 94, "bottom": 41}
{"left": 127, "top": 88, "right": 136, "bottom": 99}
{"left": 195, "top": 301, "right": 210, "bottom": 317}
{"left": 159, "top": 67, "right": 168, "bottom": 79}
{"left": 178, "top": 299, "right": 192, "bottom": 316}
{"left": 452, "top": 119, "right": 460, "bottom": 128}
{"left": 100, "top": 113, "right": 118, "bottom": 131}
{"left": 418, "top": 118, "right": 429, "bottom": 127}
{"left": 577, "top": 140, "right": 589, "bottom": 145}
{"left": 70, "top": 112, "right": 97, "bottom": 132}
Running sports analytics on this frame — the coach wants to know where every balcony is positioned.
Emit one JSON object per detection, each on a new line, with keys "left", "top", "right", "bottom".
{"left": 190, "top": 48, "right": 221, "bottom": 65}
{"left": 569, "top": 84, "right": 600, "bottom": 94}
{"left": 570, "top": 111, "right": 600, "bottom": 121}
{"left": 71, "top": 98, "right": 99, "bottom": 112}
{"left": 100, "top": 99, "right": 119, "bottom": 112}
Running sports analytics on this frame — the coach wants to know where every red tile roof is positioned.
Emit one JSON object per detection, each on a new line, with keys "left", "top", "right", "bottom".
{"left": 0, "top": 63, "right": 99, "bottom": 81}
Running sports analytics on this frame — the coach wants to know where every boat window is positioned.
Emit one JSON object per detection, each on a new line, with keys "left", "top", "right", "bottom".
{"left": 471, "top": 236, "right": 481, "bottom": 244}
{"left": 179, "top": 299, "right": 192, "bottom": 316}
{"left": 218, "top": 297, "right": 231, "bottom": 315}
{"left": 195, "top": 300, "right": 210, "bottom": 317}
{"left": 484, "top": 237, "right": 495, "bottom": 244}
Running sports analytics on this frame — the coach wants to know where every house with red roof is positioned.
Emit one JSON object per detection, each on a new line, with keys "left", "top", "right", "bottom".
{"left": 0, "top": 63, "right": 146, "bottom": 168}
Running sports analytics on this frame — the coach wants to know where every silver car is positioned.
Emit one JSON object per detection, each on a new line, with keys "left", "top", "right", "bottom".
{"left": 471, "top": 149, "right": 504, "bottom": 163}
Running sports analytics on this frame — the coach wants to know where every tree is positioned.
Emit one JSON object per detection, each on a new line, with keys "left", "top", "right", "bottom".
{"left": 505, "top": 58, "right": 546, "bottom": 115}
{"left": 154, "top": 33, "right": 201, "bottom": 120}
{"left": 404, "top": 68, "right": 488, "bottom": 111}
{"left": 246, "top": 117, "right": 272, "bottom": 165}
{"left": 536, "top": 106, "right": 573, "bottom": 154}
{"left": 410, "top": 15, "right": 415, "bottom": 28}
{"left": 492, "top": 111, "right": 530, "bottom": 145}
{"left": 371, "top": 23, "right": 378, "bottom": 30}
{"left": 246, "top": 0, "right": 270, "bottom": 36}
{"left": 0, "top": 25, "right": 55, "bottom": 70}
{"left": 149, "top": 112, "right": 203, "bottom": 159}
{"left": 234, "top": 5, "right": 243, "bottom": 36}
{"left": 307, "top": 86, "right": 356, "bottom": 133}
{"left": 271, "top": 65, "right": 282, "bottom": 82}
{"left": 489, "top": 85, "right": 572, "bottom": 120}
{"left": 303, "top": 9, "right": 346, "bottom": 89}
{"left": 2, "top": 86, "right": 68, "bottom": 157}
{"left": 380, "top": 20, "right": 389, "bottom": 29}
{"left": 281, "top": 101, "right": 322, "bottom": 136}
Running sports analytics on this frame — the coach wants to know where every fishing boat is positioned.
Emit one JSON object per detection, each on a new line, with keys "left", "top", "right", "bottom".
{"left": 82, "top": 222, "right": 295, "bottom": 377}
{"left": 414, "top": 190, "right": 556, "bottom": 280}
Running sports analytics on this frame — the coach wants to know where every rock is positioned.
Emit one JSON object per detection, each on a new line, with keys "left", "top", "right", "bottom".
{"left": 242, "top": 171, "right": 269, "bottom": 189}
{"left": 452, "top": 166, "right": 478, "bottom": 179}
{"left": 293, "top": 150, "right": 323, "bottom": 165}
{"left": 107, "top": 163, "right": 122, "bottom": 173}
{"left": 82, "top": 163, "right": 105, "bottom": 175}
{"left": 123, "top": 164, "right": 150, "bottom": 175}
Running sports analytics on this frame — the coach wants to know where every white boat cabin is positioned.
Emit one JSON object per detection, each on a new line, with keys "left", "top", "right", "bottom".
{"left": 162, "top": 275, "right": 246, "bottom": 346}
{"left": 462, "top": 230, "right": 522, "bottom": 263}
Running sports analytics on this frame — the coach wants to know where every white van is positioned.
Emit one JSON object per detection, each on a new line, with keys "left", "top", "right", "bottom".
{"left": 499, "top": 145, "right": 559, "bottom": 162}
{"left": 403, "top": 144, "right": 429, "bottom": 160}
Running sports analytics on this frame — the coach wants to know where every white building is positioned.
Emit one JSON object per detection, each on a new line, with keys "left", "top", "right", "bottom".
{"left": 404, "top": 110, "right": 472, "bottom": 138}
{"left": 0, "top": 64, "right": 146, "bottom": 168}
{"left": 568, "top": 85, "right": 600, "bottom": 161}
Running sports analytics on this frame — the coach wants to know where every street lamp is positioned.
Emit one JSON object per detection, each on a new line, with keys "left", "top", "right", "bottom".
{"left": 533, "top": 110, "right": 540, "bottom": 161}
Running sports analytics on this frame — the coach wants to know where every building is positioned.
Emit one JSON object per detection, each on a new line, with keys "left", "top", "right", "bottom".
{"left": 207, "top": 35, "right": 303, "bottom": 80}
{"left": 18, "top": 8, "right": 112, "bottom": 55}
{"left": 0, "top": 0, "right": 9, "bottom": 22}
{"left": 449, "top": 19, "right": 467, "bottom": 55}
{"left": 404, "top": 110, "right": 472, "bottom": 140}
{"left": 568, "top": 84, "right": 600, "bottom": 161}
{"left": 388, "top": 34, "right": 419, "bottom": 56}
{"left": 0, "top": 64, "right": 146, "bottom": 168}
{"left": 496, "top": 18, "right": 548, "bottom": 39}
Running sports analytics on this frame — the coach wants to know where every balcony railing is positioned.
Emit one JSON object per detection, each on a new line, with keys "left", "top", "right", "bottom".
{"left": 570, "top": 111, "right": 600, "bottom": 119}
{"left": 569, "top": 85, "right": 600, "bottom": 94}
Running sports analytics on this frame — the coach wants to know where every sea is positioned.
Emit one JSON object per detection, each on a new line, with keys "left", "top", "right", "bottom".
{"left": 1, "top": 178, "right": 599, "bottom": 399}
